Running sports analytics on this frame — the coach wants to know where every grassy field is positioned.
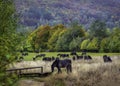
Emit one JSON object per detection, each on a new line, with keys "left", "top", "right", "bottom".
{"left": 23, "top": 52, "right": 120, "bottom": 61}
{"left": 10, "top": 52, "right": 120, "bottom": 86}
{"left": 15, "top": 55, "right": 120, "bottom": 86}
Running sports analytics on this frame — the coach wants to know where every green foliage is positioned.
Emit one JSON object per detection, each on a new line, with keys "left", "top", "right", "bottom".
{"left": 35, "top": 25, "right": 51, "bottom": 50}
{"left": 70, "top": 24, "right": 85, "bottom": 38}
{"left": 26, "top": 21, "right": 119, "bottom": 53}
{"left": 55, "top": 25, "right": 85, "bottom": 51}
{"left": 27, "top": 27, "right": 40, "bottom": 51}
{"left": 87, "top": 38, "right": 99, "bottom": 50}
{"left": 48, "top": 27, "right": 65, "bottom": 51}
{"left": 0, "top": 0, "right": 19, "bottom": 85}
{"left": 89, "top": 20, "right": 108, "bottom": 39}
{"left": 100, "top": 28, "right": 120, "bottom": 52}
{"left": 55, "top": 34, "right": 68, "bottom": 51}
{"left": 80, "top": 39, "right": 90, "bottom": 50}
{"left": 108, "top": 28, "right": 120, "bottom": 52}
{"left": 69, "top": 37, "right": 82, "bottom": 51}
{"left": 100, "top": 38, "right": 110, "bottom": 52}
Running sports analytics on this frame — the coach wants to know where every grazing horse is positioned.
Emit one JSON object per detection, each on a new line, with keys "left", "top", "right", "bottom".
{"left": 103, "top": 55, "right": 112, "bottom": 62}
{"left": 22, "top": 52, "right": 28, "bottom": 56}
{"left": 51, "top": 58, "right": 72, "bottom": 73}
{"left": 77, "top": 55, "right": 83, "bottom": 60}
{"left": 70, "top": 52, "right": 77, "bottom": 56}
{"left": 84, "top": 55, "right": 92, "bottom": 60}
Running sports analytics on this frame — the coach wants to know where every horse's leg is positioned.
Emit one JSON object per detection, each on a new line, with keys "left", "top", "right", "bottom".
{"left": 69, "top": 65, "right": 72, "bottom": 73}
{"left": 58, "top": 67, "right": 62, "bottom": 73}
{"left": 67, "top": 65, "right": 72, "bottom": 73}
{"left": 66, "top": 67, "right": 69, "bottom": 74}
{"left": 66, "top": 66, "right": 69, "bottom": 74}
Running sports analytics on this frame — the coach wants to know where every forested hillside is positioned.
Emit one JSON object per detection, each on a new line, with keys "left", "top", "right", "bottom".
{"left": 15, "top": 0, "right": 120, "bottom": 29}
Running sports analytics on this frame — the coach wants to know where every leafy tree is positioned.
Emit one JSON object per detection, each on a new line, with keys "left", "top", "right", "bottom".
{"left": 50, "top": 24, "right": 65, "bottom": 35}
{"left": 70, "top": 22, "right": 85, "bottom": 38}
{"left": 107, "top": 28, "right": 120, "bottom": 52}
{"left": 55, "top": 30, "right": 68, "bottom": 51}
{"left": 69, "top": 37, "right": 82, "bottom": 51}
{"left": 80, "top": 39, "right": 90, "bottom": 50}
{"left": 35, "top": 25, "right": 51, "bottom": 51}
{"left": 55, "top": 24, "right": 85, "bottom": 51}
{"left": 89, "top": 20, "right": 108, "bottom": 39}
{"left": 0, "top": 0, "right": 19, "bottom": 85}
{"left": 26, "top": 26, "right": 42, "bottom": 51}
{"left": 89, "top": 20, "right": 108, "bottom": 50}
{"left": 48, "top": 28, "right": 65, "bottom": 51}
{"left": 100, "top": 38, "right": 110, "bottom": 52}
{"left": 87, "top": 38, "right": 99, "bottom": 51}
{"left": 100, "top": 28, "right": 120, "bottom": 52}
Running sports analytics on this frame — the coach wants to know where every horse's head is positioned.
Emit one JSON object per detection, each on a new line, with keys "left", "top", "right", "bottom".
{"left": 51, "top": 58, "right": 59, "bottom": 73}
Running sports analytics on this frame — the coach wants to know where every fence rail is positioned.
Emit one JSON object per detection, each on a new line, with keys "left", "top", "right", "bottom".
{"left": 6, "top": 66, "right": 43, "bottom": 78}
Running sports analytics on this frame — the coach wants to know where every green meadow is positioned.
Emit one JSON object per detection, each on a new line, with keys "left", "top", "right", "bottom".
{"left": 23, "top": 52, "right": 120, "bottom": 61}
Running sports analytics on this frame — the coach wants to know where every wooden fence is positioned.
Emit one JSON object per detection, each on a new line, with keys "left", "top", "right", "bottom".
{"left": 6, "top": 66, "right": 44, "bottom": 78}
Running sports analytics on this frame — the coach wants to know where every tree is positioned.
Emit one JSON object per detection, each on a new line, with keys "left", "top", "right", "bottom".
{"left": 0, "top": 0, "right": 19, "bottom": 85}
{"left": 70, "top": 22, "right": 85, "bottom": 39}
{"left": 26, "top": 26, "right": 42, "bottom": 51}
{"left": 100, "top": 28, "right": 120, "bottom": 53}
{"left": 69, "top": 37, "right": 82, "bottom": 51}
{"left": 55, "top": 24, "right": 85, "bottom": 51}
{"left": 80, "top": 39, "right": 90, "bottom": 50}
{"left": 55, "top": 30, "right": 68, "bottom": 51}
{"left": 89, "top": 20, "right": 108, "bottom": 50}
{"left": 107, "top": 28, "right": 120, "bottom": 52}
{"left": 100, "top": 38, "right": 110, "bottom": 52}
{"left": 48, "top": 28, "right": 65, "bottom": 51}
{"left": 89, "top": 20, "right": 108, "bottom": 39}
{"left": 35, "top": 25, "right": 51, "bottom": 51}
{"left": 87, "top": 38, "right": 99, "bottom": 51}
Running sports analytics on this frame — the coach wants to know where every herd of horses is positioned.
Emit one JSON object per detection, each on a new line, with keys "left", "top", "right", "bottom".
{"left": 15, "top": 51, "right": 113, "bottom": 74}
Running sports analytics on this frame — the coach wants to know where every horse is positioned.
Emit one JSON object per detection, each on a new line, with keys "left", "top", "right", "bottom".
{"left": 84, "top": 55, "right": 92, "bottom": 60}
{"left": 51, "top": 58, "right": 72, "bottom": 73}
{"left": 103, "top": 55, "right": 112, "bottom": 62}
{"left": 70, "top": 51, "right": 77, "bottom": 56}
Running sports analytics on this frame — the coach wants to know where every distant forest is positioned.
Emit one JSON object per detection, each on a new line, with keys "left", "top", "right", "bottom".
{"left": 15, "top": 0, "right": 120, "bottom": 29}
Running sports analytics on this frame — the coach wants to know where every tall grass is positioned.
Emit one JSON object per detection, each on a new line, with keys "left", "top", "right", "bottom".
{"left": 44, "top": 60, "right": 120, "bottom": 86}
{"left": 14, "top": 56, "right": 120, "bottom": 86}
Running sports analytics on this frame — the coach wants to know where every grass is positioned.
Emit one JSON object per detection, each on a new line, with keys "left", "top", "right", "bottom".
{"left": 23, "top": 52, "right": 120, "bottom": 61}
{"left": 11, "top": 52, "right": 120, "bottom": 86}
{"left": 16, "top": 58, "right": 120, "bottom": 86}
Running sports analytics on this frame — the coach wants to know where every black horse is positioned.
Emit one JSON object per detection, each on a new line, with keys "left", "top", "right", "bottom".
{"left": 51, "top": 58, "right": 72, "bottom": 73}
{"left": 103, "top": 55, "right": 112, "bottom": 62}
{"left": 84, "top": 55, "right": 92, "bottom": 60}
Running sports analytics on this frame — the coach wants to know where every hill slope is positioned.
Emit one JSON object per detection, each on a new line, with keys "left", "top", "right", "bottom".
{"left": 15, "top": 0, "right": 120, "bottom": 28}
